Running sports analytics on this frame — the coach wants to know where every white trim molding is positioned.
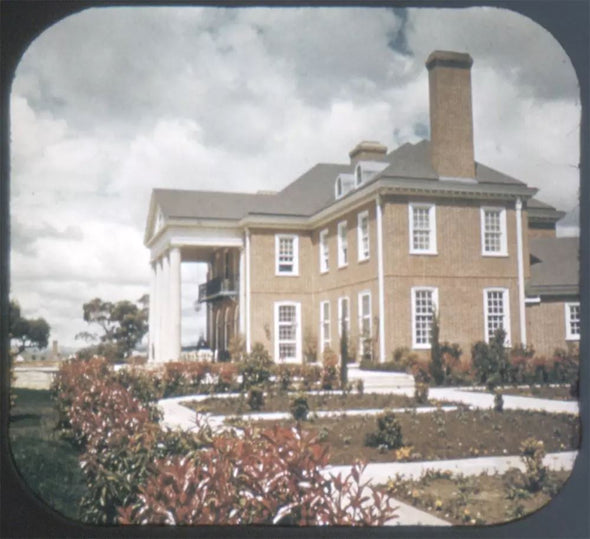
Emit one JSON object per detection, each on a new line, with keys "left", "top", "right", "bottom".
{"left": 245, "top": 228, "right": 251, "bottom": 353}
{"left": 358, "top": 290, "right": 372, "bottom": 358}
{"left": 275, "top": 233, "right": 299, "bottom": 276}
{"left": 337, "top": 296, "right": 350, "bottom": 337}
{"left": 319, "top": 228, "right": 329, "bottom": 273}
{"left": 483, "top": 287, "right": 511, "bottom": 345}
{"left": 515, "top": 198, "right": 526, "bottom": 345}
{"left": 409, "top": 202, "right": 437, "bottom": 255}
{"left": 319, "top": 300, "right": 331, "bottom": 353}
{"left": 376, "top": 196, "right": 386, "bottom": 363}
{"left": 411, "top": 286, "right": 438, "bottom": 349}
{"left": 481, "top": 206, "right": 508, "bottom": 257}
{"left": 274, "top": 301, "right": 302, "bottom": 362}
{"left": 357, "top": 210, "right": 370, "bottom": 262}
{"left": 337, "top": 220, "right": 348, "bottom": 267}
{"left": 565, "top": 302, "right": 580, "bottom": 341}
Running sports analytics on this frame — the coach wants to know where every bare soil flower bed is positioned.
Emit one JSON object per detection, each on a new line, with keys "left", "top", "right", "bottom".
{"left": 384, "top": 469, "right": 571, "bottom": 525}
{"left": 182, "top": 391, "right": 426, "bottom": 415}
{"left": 495, "top": 385, "right": 576, "bottom": 401}
{"left": 230, "top": 409, "right": 579, "bottom": 465}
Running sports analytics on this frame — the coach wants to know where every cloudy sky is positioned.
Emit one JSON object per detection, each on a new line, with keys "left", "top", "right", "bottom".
{"left": 10, "top": 6, "right": 580, "bottom": 350}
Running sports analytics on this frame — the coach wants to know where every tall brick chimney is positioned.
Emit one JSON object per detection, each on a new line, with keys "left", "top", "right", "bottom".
{"left": 426, "top": 50, "right": 475, "bottom": 179}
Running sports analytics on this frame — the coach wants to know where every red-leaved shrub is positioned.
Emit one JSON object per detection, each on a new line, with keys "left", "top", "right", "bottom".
{"left": 118, "top": 425, "right": 398, "bottom": 526}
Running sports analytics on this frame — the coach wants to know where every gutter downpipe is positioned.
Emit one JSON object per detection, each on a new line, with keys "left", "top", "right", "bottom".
{"left": 376, "top": 194, "right": 386, "bottom": 362}
{"left": 245, "top": 228, "right": 252, "bottom": 353}
{"left": 515, "top": 197, "right": 527, "bottom": 346}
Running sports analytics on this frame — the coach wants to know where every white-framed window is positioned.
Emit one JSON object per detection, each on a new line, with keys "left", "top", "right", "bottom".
{"left": 337, "top": 221, "right": 348, "bottom": 267}
{"left": 274, "top": 302, "right": 301, "bottom": 362}
{"left": 357, "top": 211, "right": 370, "bottom": 261}
{"left": 320, "top": 300, "right": 331, "bottom": 352}
{"left": 319, "top": 229, "right": 329, "bottom": 273}
{"left": 411, "top": 287, "right": 438, "bottom": 349}
{"left": 358, "top": 291, "right": 372, "bottom": 357}
{"left": 481, "top": 207, "right": 507, "bottom": 256}
{"left": 338, "top": 296, "right": 350, "bottom": 337}
{"left": 355, "top": 164, "right": 363, "bottom": 186}
{"left": 335, "top": 177, "right": 343, "bottom": 199}
{"left": 565, "top": 302, "right": 580, "bottom": 340}
{"left": 483, "top": 288, "right": 511, "bottom": 345}
{"left": 275, "top": 234, "right": 299, "bottom": 275}
{"left": 409, "top": 203, "right": 437, "bottom": 255}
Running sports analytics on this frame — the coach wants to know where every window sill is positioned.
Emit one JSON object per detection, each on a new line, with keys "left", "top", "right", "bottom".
{"left": 337, "top": 263, "right": 348, "bottom": 269}
{"left": 412, "top": 344, "right": 432, "bottom": 350}
{"left": 275, "top": 272, "right": 299, "bottom": 277}
{"left": 358, "top": 256, "right": 370, "bottom": 264}
{"left": 566, "top": 336, "right": 580, "bottom": 342}
{"left": 481, "top": 252, "right": 509, "bottom": 258}
{"left": 409, "top": 251, "right": 438, "bottom": 256}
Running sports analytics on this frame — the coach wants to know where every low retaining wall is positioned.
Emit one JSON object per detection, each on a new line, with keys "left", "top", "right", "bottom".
{"left": 13, "top": 367, "right": 58, "bottom": 390}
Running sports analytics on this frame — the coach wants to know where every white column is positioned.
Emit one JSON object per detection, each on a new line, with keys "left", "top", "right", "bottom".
{"left": 376, "top": 195, "right": 386, "bottom": 363}
{"left": 239, "top": 246, "right": 246, "bottom": 335}
{"left": 169, "top": 247, "right": 182, "bottom": 360}
{"left": 155, "top": 257, "right": 164, "bottom": 362}
{"left": 515, "top": 197, "right": 527, "bottom": 346}
{"left": 245, "top": 228, "right": 252, "bottom": 353}
{"left": 149, "top": 261, "right": 157, "bottom": 362}
{"left": 160, "top": 253, "right": 170, "bottom": 361}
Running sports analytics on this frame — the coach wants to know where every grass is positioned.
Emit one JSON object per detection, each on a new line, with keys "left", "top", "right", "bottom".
{"left": 228, "top": 408, "right": 580, "bottom": 465}
{"left": 8, "top": 388, "right": 87, "bottom": 521}
{"left": 384, "top": 469, "right": 571, "bottom": 525}
{"left": 495, "top": 385, "right": 576, "bottom": 401}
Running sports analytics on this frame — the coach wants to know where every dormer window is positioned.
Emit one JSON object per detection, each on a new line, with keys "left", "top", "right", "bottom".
{"left": 355, "top": 165, "right": 363, "bottom": 186}
{"left": 335, "top": 173, "right": 355, "bottom": 200}
{"left": 336, "top": 177, "right": 343, "bottom": 198}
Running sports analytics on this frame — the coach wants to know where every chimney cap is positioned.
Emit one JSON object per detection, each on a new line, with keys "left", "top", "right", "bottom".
{"left": 349, "top": 140, "right": 387, "bottom": 160}
{"left": 426, "top": 50, "right": 473, "bottom": 71}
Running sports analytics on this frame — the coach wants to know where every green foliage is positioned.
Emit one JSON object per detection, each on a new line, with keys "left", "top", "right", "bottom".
{"left": 76, "top": 297, "right": 148, "bottom": 361}
{"left": 364, "top": 410, "right": 403, "bottom": 450}
{"left": 228, "top": 333, "right": 246, "bottom": 361}
{"left": 340, "top": 317, "right": 348, "bottom": 387}
{"left": 247, "top": 386, "right": 265, "bottom": 411}
{"left": 429, "top": 310, "right": 444, "bottom": 385}
{"left": 290, "top": 394, "right": 310, "bottom": 422}
{"left": 494, "top": 390, "right": 504, "bottom": 412}
{"left": 321, "top": 347, "right": 340, "bottom": 390}
{"left": 303, "top": 326, "right": 318, "bottom": 363}
{"left": 9, "top": 300, "right": 51, "bottom": 353}
{"left": 414, "top": 382, "right": 429, "bottom": 405}
{"left": 520, "top": 437, "right": 547, "bottom": 493}
{"left": 240, "top": 342, "right": 273, "bottom": 390}
{"left": 471, "top": 328, "right": 508, "bottom": 385}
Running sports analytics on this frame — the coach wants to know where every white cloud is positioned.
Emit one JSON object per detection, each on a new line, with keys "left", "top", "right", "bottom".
{"left": 9, "top": 6, "right": 580, "bottom": 349}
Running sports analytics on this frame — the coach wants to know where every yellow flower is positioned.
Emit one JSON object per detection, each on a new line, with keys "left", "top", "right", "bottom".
{"left": 435, "top": 499, "right": 443, "bottom": 510}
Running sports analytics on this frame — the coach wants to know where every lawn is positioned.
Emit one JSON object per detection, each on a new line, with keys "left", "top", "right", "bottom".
{"left": 182, "top": 391, "right": 431, "bottom": 415}
{"left": 384, "top": 468, "right": 571, "bottom": 525}
{"left": 8, "top": 388, "right": 87, "bottom": 521}
{"left": 227, "top": 408, "right": 580, "bottom": 465}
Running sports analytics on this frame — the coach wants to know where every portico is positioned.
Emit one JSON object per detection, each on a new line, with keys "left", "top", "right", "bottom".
{"left": 144, "top": 195, "right": 249, "bottom": 362}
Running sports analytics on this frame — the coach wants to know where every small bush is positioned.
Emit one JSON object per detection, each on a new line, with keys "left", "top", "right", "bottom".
{"left": 414, "top": 382, "right": 429, "bottom": 404}
{"left": 494, "top": 390, "right": 504, "bottom": 412}
{"left": 228, "top": 333, "right": 246, "bottom": 362}
{"left": 321, "top": 347, "right": 340, "bottom": 390}
{"left": 520, "top": 437, "right": 547, "bottom": 492}
{"left": 364, "top": 410, "right": 403, "bottom": 450}
{"left": 290, "top": 394, "right": 310, "bottom": 422}
{"left": 355, "top": 379, "right": 364, "bottom": 396}
{"left": 240, "top": 342, "right": 273, "bottom": 390}
{"left": 247, "top": 386, "right": 265, "bottom": 411}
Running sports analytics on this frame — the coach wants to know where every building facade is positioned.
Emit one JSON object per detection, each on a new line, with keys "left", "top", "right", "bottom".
{"left": 144, "top": 50, "right": 579, "bottom": 363}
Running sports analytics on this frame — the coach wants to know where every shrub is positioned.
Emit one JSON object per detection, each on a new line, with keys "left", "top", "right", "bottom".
{"left": 494, "top": 390, "right": 504, "bottom": 412}
{"left": 321, "top": 347, "right": 340, "bottom": 390}
{"left": 290, "top": 394, "right": 310, "bottom": 422}
{"left": 247, "top": 386, "right": 265, "bottom": 411}
{"left": 299, "top": 364, "right": 322, "bottom": 390}
{"left": 228, "top": 333, "right": 246, "bottom": 362}
{"left": 520, "top": 437, "right": 547, "bottom": 492}
{"left": 355, "top": 379, "right": 364, "bottom": 396}
{"left": 364, "top": 410, "right": 403, "bottom": 450}
{"left": 472, "top": 329, "right": 508, "bottom": 385}
{"left": 303, "top": 327, "right": 318, "bottom": 363}
{"left": 213, "top": 362, "right": 239, "bottom": 393}
{"left": 240, "top": 342, "right": 273, "bottom": 390}
{"left": 429, "top": 311, "right": 444, "bottom": 385}
{"left": 274, "top": 363, "right": 294, "bottom": 391}
{"left": 410, "top": 357, "right": 431, "bottom": 384}
{"left": 414, "top": 382, "right": 429, "bottom": 404}
{"left": 118, "top": 426, "right": 398, "bottom": 526}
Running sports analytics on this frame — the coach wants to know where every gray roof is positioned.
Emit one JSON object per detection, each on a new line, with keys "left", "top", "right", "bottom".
{"left": 527, "top": 237, "right": 579, "bottom": 296}
{"left": 152, "top": 139, "right": 541, "bottom": 222}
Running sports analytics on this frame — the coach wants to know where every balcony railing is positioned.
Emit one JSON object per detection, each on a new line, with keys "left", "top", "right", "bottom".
{"left": 198, "top": 275, "right": 239, "bottom": 303}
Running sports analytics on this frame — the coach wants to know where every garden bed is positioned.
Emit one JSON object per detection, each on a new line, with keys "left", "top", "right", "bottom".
{"left": 495, "top": 385, "right": 576, "bottom": 401}
{"left": 182, "top": 391, "right": 430, "bottom": 415}
{"left": 384, "top": 468, "right": 570, "bottom": 526}
{"left": 229, "top": 409, "right": 580, "bottom": 466}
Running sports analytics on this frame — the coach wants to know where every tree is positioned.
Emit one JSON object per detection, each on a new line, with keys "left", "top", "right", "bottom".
{"left": 76, "top": 297, "right": 148, "bottom": 359}
{"left": 9, "top": 300, "right": 50, "bottom": 353}
{"left": 429, "top": 308, "right": 444, "bottom": 385}
{"left": 340, "top": 315, "right": 348, "bottom": 388}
